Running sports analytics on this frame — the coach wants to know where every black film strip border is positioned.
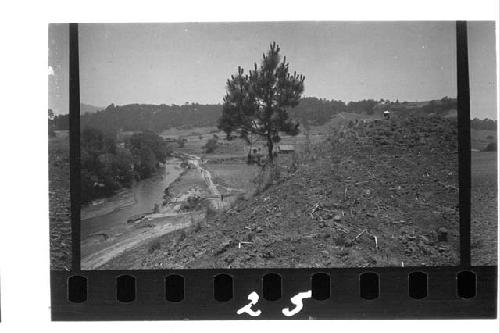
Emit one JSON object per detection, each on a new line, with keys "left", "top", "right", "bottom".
{"left": 51, "top": 267, "right": 497, "bottom": 320}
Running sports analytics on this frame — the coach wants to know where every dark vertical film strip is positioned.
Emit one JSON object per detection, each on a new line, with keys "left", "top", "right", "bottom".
{"left": 456, "top": 21, "right": 471, "bottom": 267}
{"left": 69, "top": 23, "right": 81, "bottom": 271}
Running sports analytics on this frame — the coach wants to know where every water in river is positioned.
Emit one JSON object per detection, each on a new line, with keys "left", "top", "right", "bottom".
{"left": 80, "top": 158, "right": 183, "bottom": 240}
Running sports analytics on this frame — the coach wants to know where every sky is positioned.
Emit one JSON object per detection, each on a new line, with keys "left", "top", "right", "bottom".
{"left": 48, "top": 23, "right": 69, "bottom": 115}
{"left": 48, "top": 21, "right": 497, "bottom": 119}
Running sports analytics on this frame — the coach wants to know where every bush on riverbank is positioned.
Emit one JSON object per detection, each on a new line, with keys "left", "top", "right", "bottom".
{"left": 81, "top": 127, "right": 173, "bottom": 204}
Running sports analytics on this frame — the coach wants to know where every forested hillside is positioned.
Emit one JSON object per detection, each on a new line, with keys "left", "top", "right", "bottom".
{"left": 52, "top": 97, "right": 458, "bottom": 134}
{"left": 470, "top": 118, "right": 497, "bottom": 130}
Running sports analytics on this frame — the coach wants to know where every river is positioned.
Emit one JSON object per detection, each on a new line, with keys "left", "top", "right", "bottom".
{"left": 80, "top": 158, "right": 184, "bottom": 240}
{"left": 80, "top": 154, "right": 230, "bottom": 269}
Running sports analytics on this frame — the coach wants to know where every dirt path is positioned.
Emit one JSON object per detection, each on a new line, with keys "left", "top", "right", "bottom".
{"left": 81, "top": 215, "right": 191, "bottom": 269}
{"left": 184, "top": 154, "right": 228, "bottom": 210}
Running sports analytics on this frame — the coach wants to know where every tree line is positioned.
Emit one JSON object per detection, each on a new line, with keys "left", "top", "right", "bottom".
{"left": 50, "top": 96, "right": 460, "bottom": 136}
{"left": 471, "top": 118, "right": 497, "bottom": 131}
{"left": 50, "top": 98, "right": 353, "bottom": 134}
{"left": 80, "top": 127, "right": 172, "bottom": 204}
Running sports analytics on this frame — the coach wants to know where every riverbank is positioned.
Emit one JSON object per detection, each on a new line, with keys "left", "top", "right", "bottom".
{"left": 80, "top": 158, "right": 184, "bottom": 238}
{"left": 81, "top": 158, "right": 183, "bottom": 220}
{"left": 81, "top": 151, "right": 247, "bottom": 269}
{"left": 81, "top": 156, "right": 191, "bottom": 269}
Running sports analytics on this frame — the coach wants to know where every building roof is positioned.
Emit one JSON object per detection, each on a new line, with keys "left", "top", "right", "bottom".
{"left": 279, "top": 144, "right": 295, "bottom": 151}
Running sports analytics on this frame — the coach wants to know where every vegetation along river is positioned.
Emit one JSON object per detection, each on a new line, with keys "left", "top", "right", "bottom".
{"left": 80, "top": 158, "right": 184, "bottom": 240}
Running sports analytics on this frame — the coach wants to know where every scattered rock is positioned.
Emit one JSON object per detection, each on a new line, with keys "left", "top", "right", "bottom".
{"left": 262, "top": 251, "right": 274, "bottom": 259}
{"left": 438, "top": 245, "right": 448, "bottom": 253}
{"left": 437, "top": 227, "right": 448, "bottom": 242}
{"left": 214, "top": 240, "right": 232, "bottom": 255}
{"left": 420, "top": 235, "right": 431, "bottom": 245}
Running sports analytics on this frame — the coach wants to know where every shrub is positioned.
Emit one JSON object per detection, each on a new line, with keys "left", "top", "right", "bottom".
{"left": 203, "top": 137, "right": 218, "bottom": 153}
{"left": 176, "top": 137, "right": 185, "bottom": 148}
{"left": 483, "top": 142, "right": 497, "bottom": 152}
{"left": 193, "top": 221, "right": 202, "bottom": 233}
{"left": 177, "top": 230, "right": 186, "bottom": 243}
{"left": 181, "top": 195, "right": 203, "bottom": 211}
{"left": 333, "top": 233, "right": 349, "bottom": 247}
{"left": 205, "top": 204, "right": 218, "bottom": 219}
{"left": 148, "top": 240, "right": 161, "bottom": 254}
{"left": 185, "top": 213, "right": 202, "bottom": 232}
{"left": 233, "top": 193, "right": 247, "bottom": 206}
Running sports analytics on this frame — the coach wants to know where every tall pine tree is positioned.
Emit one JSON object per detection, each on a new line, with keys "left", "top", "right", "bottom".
{"left": 218, "top": 42, "right": 305, "bottom": 164}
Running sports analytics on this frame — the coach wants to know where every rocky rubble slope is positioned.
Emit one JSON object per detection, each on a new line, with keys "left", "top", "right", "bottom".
{"left": 111, "top": 115, "right": 459, "bottom": 269}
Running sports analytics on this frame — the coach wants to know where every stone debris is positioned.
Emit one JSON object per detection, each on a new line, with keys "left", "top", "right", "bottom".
{"left": 102, "top": 115, "right": 460, "bottom": 269}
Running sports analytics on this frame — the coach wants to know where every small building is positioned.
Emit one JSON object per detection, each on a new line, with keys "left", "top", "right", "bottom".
{"left": 278, "top": 145, "right": 295, "bottom": 154}
{"left": 383, "top": 110, "right": 391, "bottom": 119}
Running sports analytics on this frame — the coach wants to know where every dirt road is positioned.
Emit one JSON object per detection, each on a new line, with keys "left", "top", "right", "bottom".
{"left": 184, "top": 154, "right": 227, "bottom": 209}
{"left": 81, "top": 216, "right": 191, "bottom": 269}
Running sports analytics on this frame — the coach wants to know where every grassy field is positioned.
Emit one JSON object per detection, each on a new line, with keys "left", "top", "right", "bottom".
{"left": 471, "top": 128, "right": 496, "bottom": 151}
{"left": 471, "top": 151, "right": 497, "bottom": 265}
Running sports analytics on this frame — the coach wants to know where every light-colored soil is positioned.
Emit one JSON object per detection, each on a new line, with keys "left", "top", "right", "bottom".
{"left": 82, "top": 214, "right": 195, "bottom": 270}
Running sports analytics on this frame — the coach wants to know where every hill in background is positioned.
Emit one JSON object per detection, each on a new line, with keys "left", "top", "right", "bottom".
{"left": 53, "top": 97, "right": 459, "bottom": 134}
{"left": 80, "top": 103, "right": 103, "bottom": 114}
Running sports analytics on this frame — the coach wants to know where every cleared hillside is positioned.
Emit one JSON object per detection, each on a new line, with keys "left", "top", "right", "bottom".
{"left": 103, "top": 114, "right": 459, "bottom": 269}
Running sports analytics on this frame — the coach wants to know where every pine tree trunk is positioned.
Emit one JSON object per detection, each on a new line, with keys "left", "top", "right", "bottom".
{"left": 267, "top": 137, "right": 274, "bottom": 164}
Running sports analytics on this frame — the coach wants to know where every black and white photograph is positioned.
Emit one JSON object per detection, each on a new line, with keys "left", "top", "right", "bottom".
{"left": 47, "top": 21, "right": 496, "bottom": 271}
{"left": 4, "top": 0, "right": 500, "bottom": 329}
